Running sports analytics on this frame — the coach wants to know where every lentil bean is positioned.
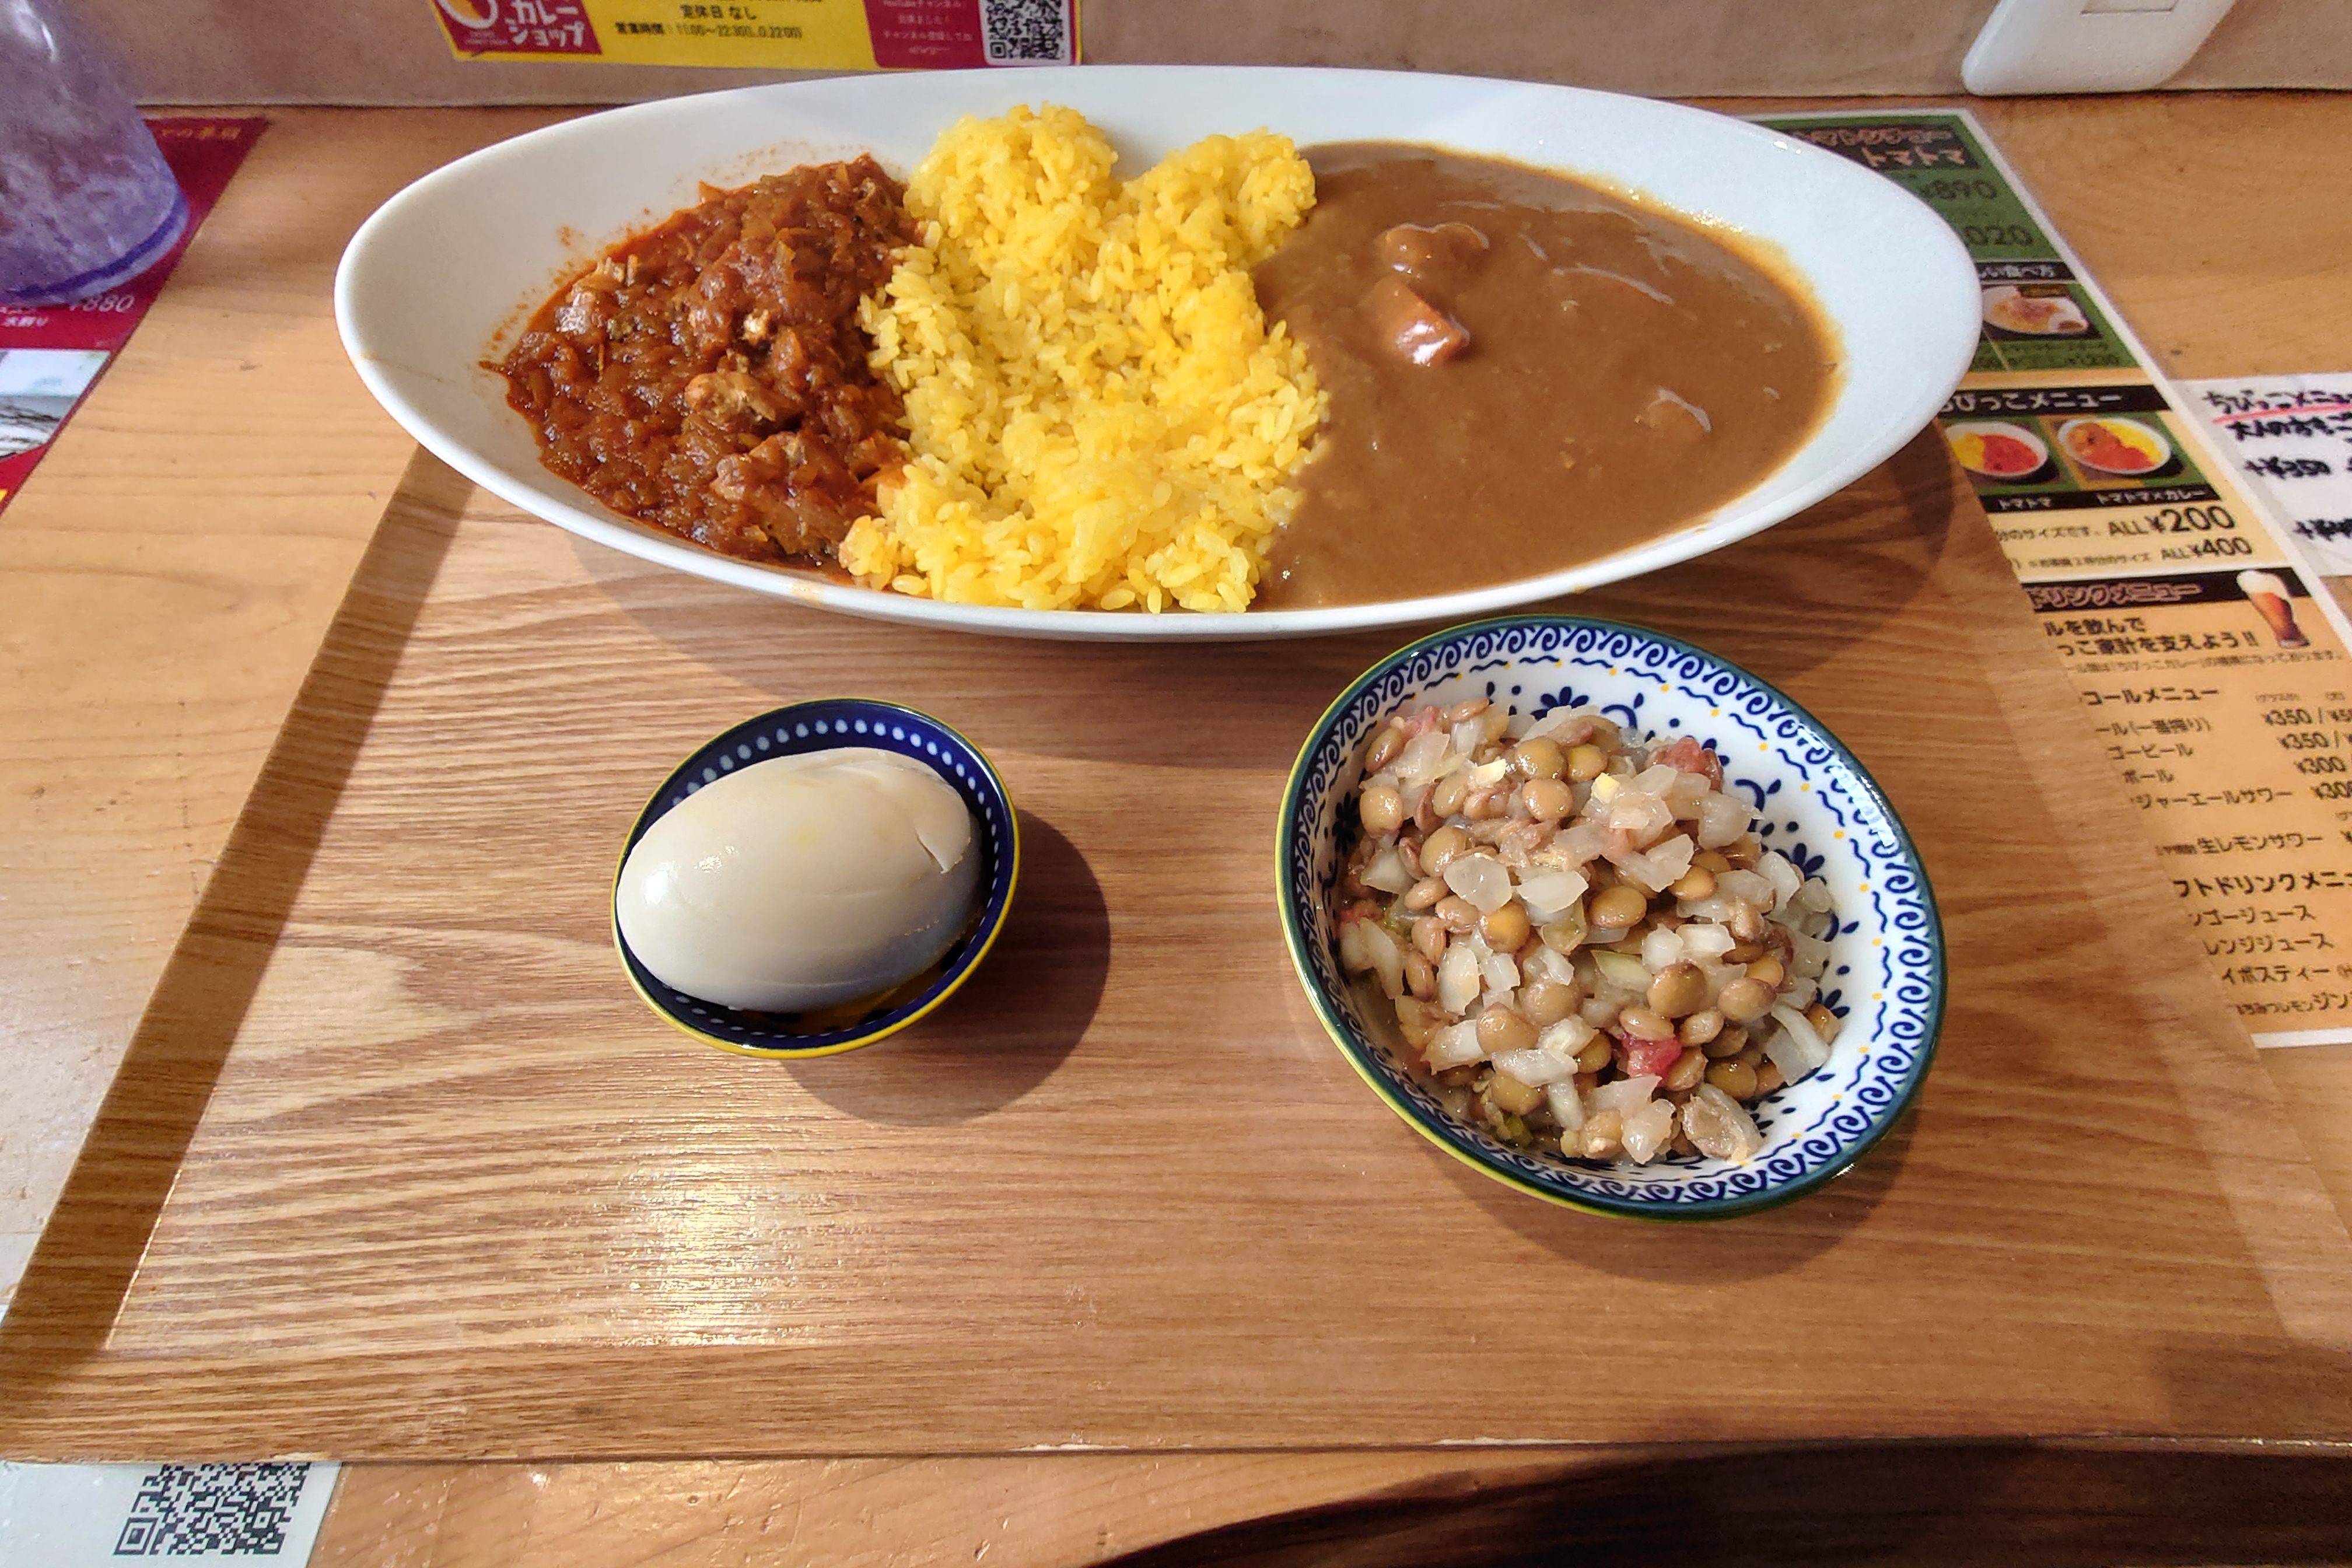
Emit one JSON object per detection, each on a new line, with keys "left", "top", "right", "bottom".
{"left": 1728, "top": 900, "right": 1765, "bottom": 943}
{"left": 1754, "top": 1059, "right": 1785, "bottom": 1096}
{"left": 1680, "top": 1007, "right": 1724, "bottom": 1046}
{"left": 1704, "top": 1023, "right": 1751, "bottom": 1059}
{"left": 1670, "top": 1128, "right": 1700, "bottom": 1158}
{"left": 1578, "top": 1109, "right": 1625, "bottom": 1160}
{"left": 1444, "top": 697, "right": 1489, "bottom": 724}
{"left": 1521, "top": 977, "right": 1576, "bottom": 1027}
{"left": 1430, "top": 773, "right": 1470, "bottom": 819}
{"left": 1805, "top": 1003, "right": 1842, "bottom": 1042}
{"left": 1476, "top": 1003, "right": 1538, "bottom": 1056}
{"left": 1717, "top": 976, "right": 1774, "bottom": 1023}
{"left": 1723, "top": 834, "right": 1763, "bottom": 870}
{"left": 1480, "top": 900, "right": 1531, "bottom": 951}
{"left": 1422, "top": 825, "right": 1470, "bottom": 874}
{"left": 1359, "top": 783, "right": 1405, "bottom": 835}
{"left": 1735, "top": 1044, "right": 1766, "bottom": 1070}
{"left": 1412, "top": 915, "right": 1447, "bottom": 963}
{"left": 1746, "top": 956, "right": 1786, "bottom": 988}
{"left": 1488, "top": 1069, "right": 1544, "bottom": 1115}
{"left": 1512, "top": 737, "right": 1566, "bottom": 780}
{"left": 1464, "top": 786, "right": 1504, "bottom": 821}
{"left": 1707, "top": 1059, "right": 1760, "bottom": 1100}
{"left": 1520, "top": 777, "right": 1574, "bottom": 822}
{"left": 1574, "top": 1037, "right": 1613, "bottom": 1074}
{"left": 1433, "top": 895, "right": 1479, "bottom": 935}
{"left": 1364, "top": 723, "right": 1405, "bottom": 771}
{"left": 1723, "top": 943, "right": 1764, "bottom": 964}
{"left": 1664, "top": 1048, "right": 1707, "bottom": 1092}
{"left": 1588, "top": 884, "right": 1649, "bottom": 930}
{"left": 1648, "top": 961, "right": 1707, "bottom": 1018}
{"left": 1404, "top": 951, "right": 1435, "bottom": 999}
{"left": 1668, "top": 864, "right": 1717, "bottom": 900}
{"left": 1619, "top": 1004, "right": 1675, "bottom": 1040}
{"left": 1692, "top": 849, "right": 1733, "bottom": 874}
{"left": 1402, "top": 876, "right": 1447, "bottom": 912}
{"left": 1566, "top": 743, "right": 1609, "bottom": 782}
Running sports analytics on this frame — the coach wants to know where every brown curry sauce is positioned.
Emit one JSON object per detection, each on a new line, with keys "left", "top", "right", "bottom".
{"left": 1253, "top": 145, "right": 1838, "bottom": 609}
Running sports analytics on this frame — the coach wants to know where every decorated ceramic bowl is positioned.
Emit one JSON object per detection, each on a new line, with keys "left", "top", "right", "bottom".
{"left": 1278, "top": 617, "right": 1944, "bottom": 1219}
{"left": 614, "top": 698, "right": 1019, "bottom": 1058}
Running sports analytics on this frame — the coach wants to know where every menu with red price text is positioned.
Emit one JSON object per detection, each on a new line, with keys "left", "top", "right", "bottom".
{"left": 1759, "top": 110, "right": 2352, "bottom": 1048}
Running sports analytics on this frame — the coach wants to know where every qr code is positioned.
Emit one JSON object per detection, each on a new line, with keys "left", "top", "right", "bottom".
{"left": 981, "top": 0, "right": 1071, "bottom": 63}
{"left": 114, "top": 1463, "right": 311, "bottom": 1557}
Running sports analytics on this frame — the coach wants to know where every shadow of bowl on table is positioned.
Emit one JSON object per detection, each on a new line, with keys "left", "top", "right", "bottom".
{"left": 783, "top": 814, "right": 1105, "bottom": 1125}
{"left": 1095, "top": 1439, "right": 2352, "bottom": 1568}
{"left": 1427, "top": 1101, "right": 1917, "bottom": 1284}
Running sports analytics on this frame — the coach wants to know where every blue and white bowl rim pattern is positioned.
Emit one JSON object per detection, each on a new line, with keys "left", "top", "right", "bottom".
{"left": 1279, "top": 615, "right": 1945, "bottom": 1219}
{"left": 614, "top": 698, "right": 1019, "bottom": 1058}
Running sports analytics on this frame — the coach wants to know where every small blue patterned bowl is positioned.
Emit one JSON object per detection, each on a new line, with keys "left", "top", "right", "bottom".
{"left": 614, "top": 699, "right": 1019, "bottom": 1059}
{"left": 1279, "top": 616, "right": 1944, "bottom": 1219}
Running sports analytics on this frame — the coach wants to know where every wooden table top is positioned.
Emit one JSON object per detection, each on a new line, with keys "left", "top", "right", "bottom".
{"left": 4, "top": 90, "right": 2351, "bottom": 1562}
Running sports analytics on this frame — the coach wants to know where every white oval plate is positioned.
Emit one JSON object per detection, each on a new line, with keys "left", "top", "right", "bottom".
{"left": 336, "top": 66, "right": 1980, "bottom": 642}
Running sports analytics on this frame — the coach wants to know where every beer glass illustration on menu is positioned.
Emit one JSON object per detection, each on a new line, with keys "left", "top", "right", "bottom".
{"left": 2238, "top": 569, "right": 2311, "bottom": 650}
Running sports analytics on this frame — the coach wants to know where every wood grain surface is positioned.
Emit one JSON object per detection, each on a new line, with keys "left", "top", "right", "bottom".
{"left": 5, "top": 89, "right": 2352, "bottom": 1562}
{"left": 3, "top": 419, "right": 2348, "bottom": 1457}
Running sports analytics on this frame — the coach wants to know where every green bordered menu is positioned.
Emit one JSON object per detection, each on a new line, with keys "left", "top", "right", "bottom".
{"left": 1758, "top": 110, "right": 2352, "bottom": 1049}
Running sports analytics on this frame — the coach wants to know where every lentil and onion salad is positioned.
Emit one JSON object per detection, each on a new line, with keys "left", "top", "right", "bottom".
{"left": 1334, "top": 698, "right": 1843, "bottom": 1166}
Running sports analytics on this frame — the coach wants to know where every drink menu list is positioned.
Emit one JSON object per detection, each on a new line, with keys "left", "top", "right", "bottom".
{"left": 1759, "top": 110, "right": 2352, "bottom": 1048}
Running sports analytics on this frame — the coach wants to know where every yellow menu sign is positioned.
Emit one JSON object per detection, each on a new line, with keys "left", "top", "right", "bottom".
{"left": 428, "top": 0, "right": 1077, "bottom": 69}
{"left": 1762, "top": 110, "right": 2352, "bottom": 1048}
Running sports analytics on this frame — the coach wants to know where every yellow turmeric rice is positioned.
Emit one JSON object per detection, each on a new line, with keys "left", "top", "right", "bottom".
{"left": 842, "top": 106, "right": 1324, "bottom": 613}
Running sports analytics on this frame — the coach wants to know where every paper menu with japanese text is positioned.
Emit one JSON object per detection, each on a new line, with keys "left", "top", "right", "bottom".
{"left": 1759, "top": 111, "right": 2352, "bottom": 1047}
{"left": 2182, "top": 374, "right": 2352, "bottom": 577}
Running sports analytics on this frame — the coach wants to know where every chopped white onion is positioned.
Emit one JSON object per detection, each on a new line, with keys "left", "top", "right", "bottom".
{"left": 1632, "top": 764, "right": 1680, "bottom": 797}
{"left": 1790, "top": 930, "right": 1832, "bottom": 978}
{"left": 1588, "top": 1074, "right": 1661, "bottom": 1115}
{"left": 1523, "top": 945, "right": 1578, "bottom": 986}
{"left": 1493, "top": 1047, "right": 1577, "bottom": 1086}
{"left": 1546, "top": 1080, "right": 1586, "bottom": 1133}
{"left": 1695, "top": 792, "right": 1752, "bottom": 848}
{"left": 1611, "top": 833, "right": 1694, "bottom": 893}
{"left": 1514, "top": 868, "right": 1589, "bottom": 918}
{"left": 1606, "top": 790, "right": 1675, "bottom": 844}
{"left": 1663, "top": 770, "right": 1712, "bottom": 817}
{"left": 1425, "top": 1018, "right": 1486, "bottom": 1069}
{"left": 1451, "top": 719, "right": 1486, "bottom": 757}
{"left": 1536, "top": 1016, "right": 1596, "bottom": 1056}
{"left": 1682, "top": 1083, "right": 1763, "bottom": 1160}
{"left": 1757, "top": 850, "right": 1803, "bottom": 908}
{"left": 1766, "top": 1003, "right": 1833, "bottom": 1082}
{"left": 1640, "top": 925, "right": 1685, "bottom": 971}
{"left": 1338, "top": 919, "right": 1404, "bottom": 999}
{"left": 1679, "top": 923, "right": 1736, "bottom": 961}
{"left": 1394, "top": 730, "right": 1452, "bottom": 791}
{"left": 1480, "top": 944, "right": 1521, "bottom": 996}
{"left": 1592, "top": 950, "right": 1651, "bottom": 992}
{"left": 1436, "top": 942, "right": 1482, "bottom": 1014}
{"left": 1444, "top": 853, "right": 1514, "bottom": 914}
{"left": 1362, "top": 846, "right": 1416, "bottom": 895}
{"left": 1621, "top": 1099, "right": 1676, "bottom": 1164}
{"left": 1716, "top": 868, "right": 1777, "bottom": 909}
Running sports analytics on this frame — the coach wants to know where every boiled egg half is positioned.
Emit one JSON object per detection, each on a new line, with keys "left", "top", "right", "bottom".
{"left": 617, "top": 747, "right": 980, "bottom": 1012}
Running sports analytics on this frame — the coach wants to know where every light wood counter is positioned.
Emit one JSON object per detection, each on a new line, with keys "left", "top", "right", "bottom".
{"left": 2, "top": 92, "right": 2350, "bottom": 1563}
